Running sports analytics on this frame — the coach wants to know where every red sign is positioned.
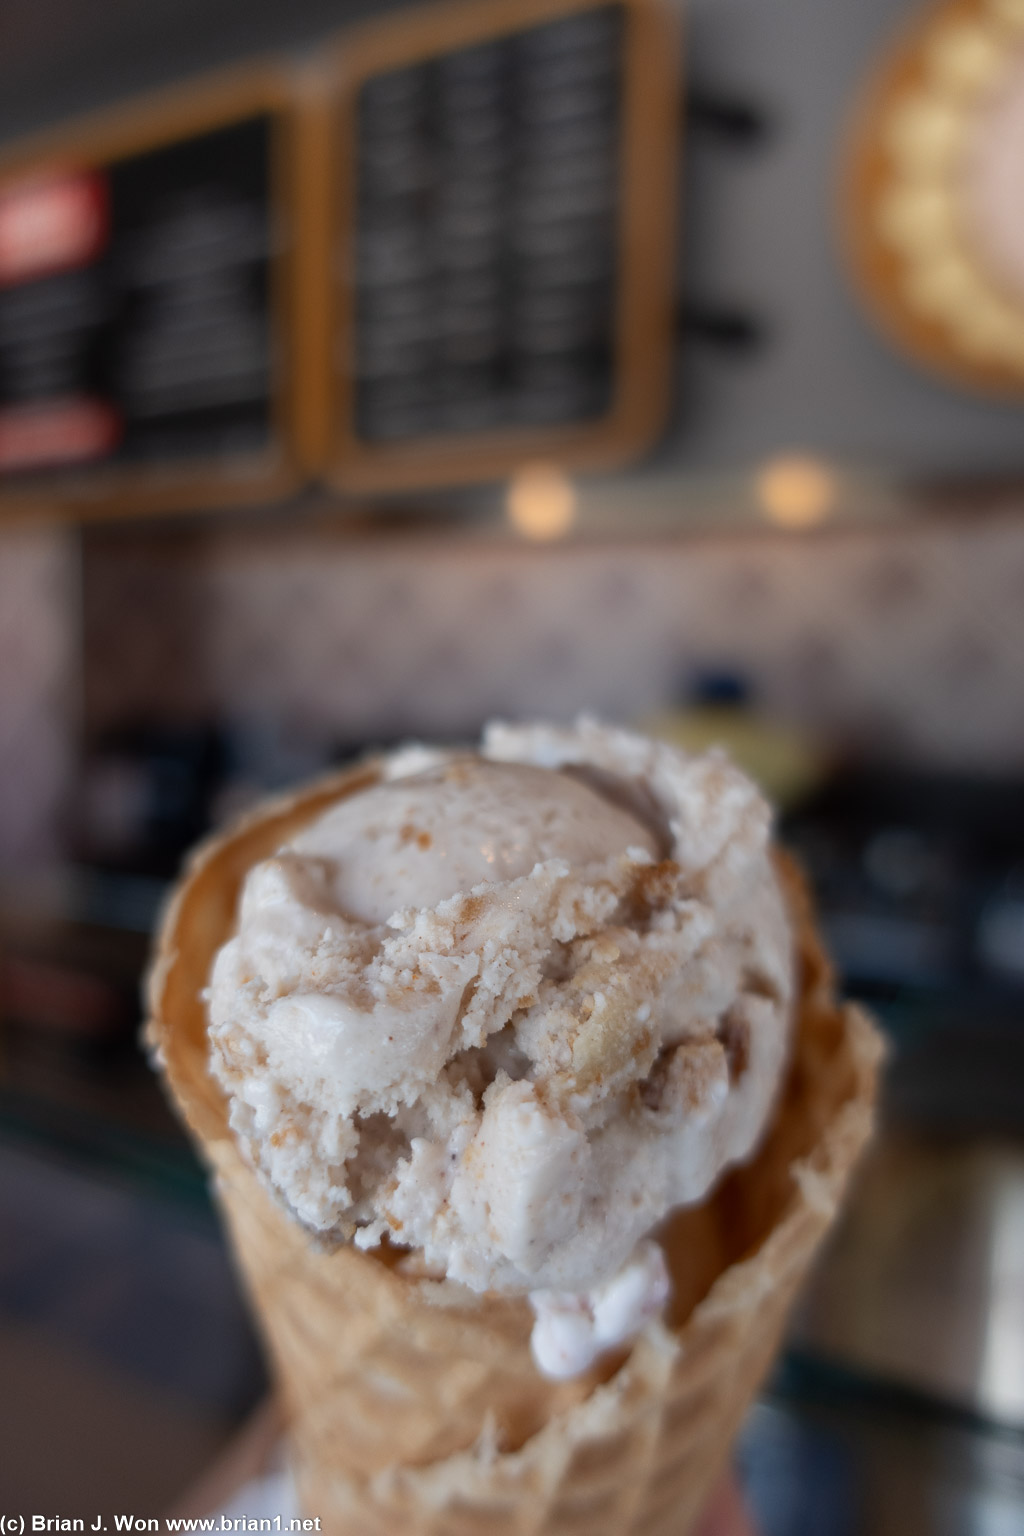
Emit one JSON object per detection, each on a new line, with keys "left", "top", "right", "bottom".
{"left": 0, "top": 397, "right": 121, "bottom": 470}
{"left": 0, "top": 170, "right": 109, "bottom": 287}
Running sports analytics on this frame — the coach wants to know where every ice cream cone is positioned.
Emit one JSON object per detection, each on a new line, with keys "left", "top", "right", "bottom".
{"left": 146, "top": 762, "right": 882, "bottom": 1535}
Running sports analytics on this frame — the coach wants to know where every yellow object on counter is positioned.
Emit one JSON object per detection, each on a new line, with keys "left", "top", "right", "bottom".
{"left": 640, "top": 706, "right": 828, "bottom": 810}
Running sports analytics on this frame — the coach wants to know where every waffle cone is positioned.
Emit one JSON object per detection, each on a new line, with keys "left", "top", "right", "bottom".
{"left": 147, "top": 762, "right": 882, "bottom": 1535}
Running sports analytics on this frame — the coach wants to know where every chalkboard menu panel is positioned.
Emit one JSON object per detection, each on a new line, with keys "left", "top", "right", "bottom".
{"left": 0, "top": 72, "right": 302, "bottom": 515}
{"left": 328, "top": 0, "right": 678, "bottom": 492}
{"left": 355, "top": 7, "right": 622, "bottom": 442}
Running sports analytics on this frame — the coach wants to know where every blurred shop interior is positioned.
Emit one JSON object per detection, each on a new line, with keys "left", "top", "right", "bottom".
{"left": 1, "top": 0, "right": 1024, "bottom": 1530}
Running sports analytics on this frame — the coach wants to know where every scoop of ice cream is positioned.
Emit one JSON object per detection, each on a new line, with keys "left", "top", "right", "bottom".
{"left": 207, "top": 719, "right": 794, "bottom": 1366}
{"left": 288, "top": 757, "right": 659, "bottom": 924}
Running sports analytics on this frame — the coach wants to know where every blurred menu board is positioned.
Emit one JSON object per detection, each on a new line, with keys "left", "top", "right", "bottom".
{"left": 327, "top": 0, "right": 679, "bottom": 491}
{"left": 0, "top": 71, "right": 304, "bottom": 515}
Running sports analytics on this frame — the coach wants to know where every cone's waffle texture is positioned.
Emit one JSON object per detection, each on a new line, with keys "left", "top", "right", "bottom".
{"left": 147, "top": 762, "right": 882, "bottom": 1536}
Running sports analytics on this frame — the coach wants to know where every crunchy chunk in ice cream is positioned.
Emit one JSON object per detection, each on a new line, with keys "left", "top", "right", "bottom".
{"left": 206, "top": 719, "right": 794, "bottom": 1374}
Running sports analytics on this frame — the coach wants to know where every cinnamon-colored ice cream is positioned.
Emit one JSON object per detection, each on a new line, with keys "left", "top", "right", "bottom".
{"left": 206, "top": 720, "right": 794, "bottom": 1376}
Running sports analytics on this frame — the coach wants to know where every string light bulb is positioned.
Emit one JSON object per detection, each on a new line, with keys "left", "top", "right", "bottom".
{"left": 506, "top": 461, "right": 576, "bottom": 540}
{"left": 755, "top": 454, "right": 837, "bottom": 528}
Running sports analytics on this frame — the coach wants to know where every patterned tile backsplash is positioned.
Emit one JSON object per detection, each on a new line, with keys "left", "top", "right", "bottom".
{"left": 3, "top": 505, "right": 1024, "bottom": 867}
{"left": 84, "top": 505, "right": 1024, "bottom": 763}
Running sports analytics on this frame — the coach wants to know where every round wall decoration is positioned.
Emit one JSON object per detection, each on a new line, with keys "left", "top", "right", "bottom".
{"left": 845, "top": 0, "right": 1024, "bottom": 394}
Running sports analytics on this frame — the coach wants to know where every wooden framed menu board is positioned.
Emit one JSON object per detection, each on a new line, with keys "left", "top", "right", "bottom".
{"left": 323, "top": 0, "right": 680, "bottom": 492}
{"left": 0, "top": 66, "right": 313, "bottom": 516}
